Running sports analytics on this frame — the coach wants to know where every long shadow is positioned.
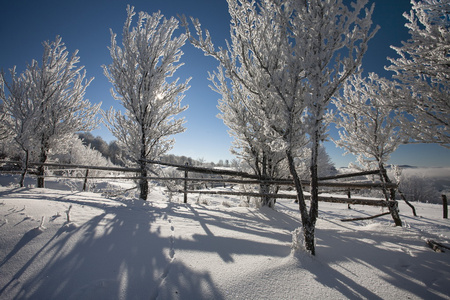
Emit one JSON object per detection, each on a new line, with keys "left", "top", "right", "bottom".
{"left": 1, "top": 196, "right": 223, "bottom": 299}
{"left": 262, "top": 200, "right": 450, "bottom": 298}
{"left": 180, "top": 203, "right": 299, "bottom": 244}
{"left": 4, "top": 187, "right": 447, "bottom": 298}
{"left": 0, "top": 215, "right": 104, "bottom": 297}
{"left": 307, "top": 225, "right": 450, "bottom": 299}
{"left": 0, "top": 227, "right": 43, "bottom": 269}
{"left": 165, "top": 203, "right": 298, "bottom": 263}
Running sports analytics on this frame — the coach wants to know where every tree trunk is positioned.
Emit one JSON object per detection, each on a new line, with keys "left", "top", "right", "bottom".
{"left": 37, "top": 145, "right": 48, "bottom": 188}
{"left": 259, "top": 152, "right": 277, "bottom": 208}
{"left": 310, "top": 132, "right": 320, "bottom": 222}
{"left": 139, "top": 128, "right": 148, "bottom": 200}
{"left": 306, "top": 131, "right": 321, "bottom": 256}
{"left": 260, "top": 153, "right": 270, "bottom": 206}
{"left": 19, "top": 149, "right": 29, "bottom": 188}
{"left": 379, "top": 164, "right": 402, "bottom": 226}
{"left": 398, "top": 189, "right": 417, "bottom": 217}
{"left": 286, "top": 150, "right": 316, "bottom": 255}
{"left": 139, "top": 156, "right": 148, "bottom": 201}
{"left": 139, "top": 169, "right": 148, "bottom": 200}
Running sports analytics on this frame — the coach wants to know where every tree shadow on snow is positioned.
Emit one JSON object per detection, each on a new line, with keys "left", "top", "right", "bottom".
{"left": 0, "top": 227, "right": 43, "bottom": 270}
{"left": 166, "top": 203, "right": 299, "bottom": 263}
{"left": 303, "top": 222, "right": 450, "bottom": 299}
{"left": 2, "top": 199, "right": 223, "bottom": 300}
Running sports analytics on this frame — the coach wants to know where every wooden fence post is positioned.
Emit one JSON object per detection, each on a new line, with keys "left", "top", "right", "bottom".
{"left": 83, "top": 169, "right": 89, "bottom": 192}
{"left": 443, "top": 194, "right": 448, "bottom": 219}
{"left": 347, "top": 188, "right": 351, "bottom": 209}
{"left": 184, "top": 163, "right": 188, "bottom": 203}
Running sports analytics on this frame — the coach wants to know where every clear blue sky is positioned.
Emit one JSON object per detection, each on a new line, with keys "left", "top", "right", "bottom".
{"left": 1, "top": 0, "right": 449, "bottom": 168}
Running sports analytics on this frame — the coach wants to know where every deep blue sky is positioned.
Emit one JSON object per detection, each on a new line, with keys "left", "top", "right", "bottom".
{"left": 1, "top": 0, "right": 449, "bottom": 168}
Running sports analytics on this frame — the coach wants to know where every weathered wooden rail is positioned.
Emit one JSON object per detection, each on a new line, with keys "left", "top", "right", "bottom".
{"left": 0, "top": 159, "right": 407, "bottom": 210}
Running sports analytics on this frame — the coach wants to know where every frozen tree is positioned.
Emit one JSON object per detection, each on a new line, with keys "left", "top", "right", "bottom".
{"left": 294, "top": 0, "right": 378, "bottom": 243}
{"left": 53, "top": 135, "right": 112, "bottom": 169}
{"left": 103, "top": 6, "right": 189, "bottom": 200}
{"left": 184, "top": 0, "right": 377, "bottom": 254}
{"left": 295, "top": 145, "right": 337, "bottom": 180}
{"left": 0, "top": 102, "right": 13, "bottom": 141}
{"left": 211, "top": 67, "right": 287, "bottom": 207}
{"left": 0, "top": 36, "right": 100, "bottom": 187}
{"left": 0, "top": 67, "right": 37, "bottom": 186}
{"left": 332, "top": 73, "right": 405, "bottom": 225}
{"left": 386, "top": 0, "right": 449, "bottom": 147}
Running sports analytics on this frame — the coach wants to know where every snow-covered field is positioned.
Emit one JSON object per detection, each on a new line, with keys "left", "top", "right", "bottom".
{"left": 0, "top": 176, "right": 449, "bottom": 299}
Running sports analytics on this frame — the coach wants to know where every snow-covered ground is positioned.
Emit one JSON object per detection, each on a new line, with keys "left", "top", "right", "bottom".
{"left": 0, "top": 176, "right": 449, "bottom": 299}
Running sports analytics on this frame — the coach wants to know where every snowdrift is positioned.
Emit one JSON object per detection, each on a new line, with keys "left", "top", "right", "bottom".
{"left": 0, "top": 181, "right": 449, "bottom": 299}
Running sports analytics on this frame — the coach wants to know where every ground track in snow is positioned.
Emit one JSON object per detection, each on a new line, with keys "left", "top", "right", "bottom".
{"left": 152, "top": 215, "right": 176, "bottom": 300}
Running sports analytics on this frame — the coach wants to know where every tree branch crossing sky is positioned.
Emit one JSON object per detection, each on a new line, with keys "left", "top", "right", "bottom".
{"left": 1, "top": 0, "right": 448, "bottom": 167}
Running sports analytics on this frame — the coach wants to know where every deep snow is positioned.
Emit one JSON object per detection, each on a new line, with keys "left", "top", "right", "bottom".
{"left": 0, "top": 176, "right": 449, "bottom": 299}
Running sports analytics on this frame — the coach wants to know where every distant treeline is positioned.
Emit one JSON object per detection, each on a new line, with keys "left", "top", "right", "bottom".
{"left": 77, "top": 132, "right": 234, "bottom": 168}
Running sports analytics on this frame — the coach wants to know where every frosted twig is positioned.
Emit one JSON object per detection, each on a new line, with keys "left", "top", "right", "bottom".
{"left": 39, "top": 216, "right": 46, "bottom": 229}
{"left": 66, "top": 205, "right": 72, "bottom": 223}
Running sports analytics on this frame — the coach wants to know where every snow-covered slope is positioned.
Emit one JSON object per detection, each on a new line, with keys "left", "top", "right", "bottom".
{"left": 0, "top": 182, "right": 449, "bottom": 299}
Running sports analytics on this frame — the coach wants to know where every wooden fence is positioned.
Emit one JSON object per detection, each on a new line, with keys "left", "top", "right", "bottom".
{"left": 12, "top": 159, "right": 450, "bottom": 220}
{"left": 0, "top": 159, "right": 399, "bottom": 207}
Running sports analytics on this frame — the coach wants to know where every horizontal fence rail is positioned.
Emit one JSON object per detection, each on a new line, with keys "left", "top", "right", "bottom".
{"left": 0, "top": 160, "right": 398, "bottom": 206}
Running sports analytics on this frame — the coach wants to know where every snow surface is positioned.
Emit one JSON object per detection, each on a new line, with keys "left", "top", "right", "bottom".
{"left": 0, "top": 177, "right": 449, "bottom": 299}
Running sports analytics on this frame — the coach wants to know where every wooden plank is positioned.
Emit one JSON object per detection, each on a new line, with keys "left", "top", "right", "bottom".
{"left": 27, "top": 162, "right": 140, "bottom": 173}
{"left": 443, "top": 195, "right": 448, "bottom": 219}
{"left": 426, "top": 239, "right": 450, "bottom": 253}
{"left": 144, "top": 159, "right": 263, "bottom": 179}
{"left": 317, "top": 181, "right": 397, "bottom": 189}
{"left": 341, "top": 212, "right": 391, "bottom": 222}
{"left": 182, "top": 189, "right": 389, "bottom": 206}
{"left": 35, "top": 174, "right": 397, "bottom": 189}
{"left": 318, "top": 169, "right": 381, "bottom": 181}
{"left": 315, "top": 196, "right": 389, "bottom": 206}
{"left": 181, "top": 189, "right": 298, "bottom": 199}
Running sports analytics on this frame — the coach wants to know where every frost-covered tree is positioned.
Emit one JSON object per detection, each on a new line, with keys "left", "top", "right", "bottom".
{"left": 53, "top": 135, "right": 112, "bottom": 167}
{"left": 294, "top": 1, "right": 378, "bottom": 241}
{"left": 0, "top": 68, "right": 37, "bottom": 186}
{"left": 0, "top": 102, "right": 12, "bottom": 141}
{"left": 295, "top": 144, "right": 337, "bottom": 180}
{"left": 386, "top": 0, "right": 449, "bottom": 147}
{"left": 103, "top": 6, "right": 189, "bottom": 200}
{"left": 211, "top": 67, "right": 287, "bottom": 207}
{"left": 184, "top": 0, "right": 377, "bottom": 255}
{"left": 0, "top": 36, "right": 100, "bottom": 187}
{"left": 332, "top": 73, "right": 405, "bottom": 225}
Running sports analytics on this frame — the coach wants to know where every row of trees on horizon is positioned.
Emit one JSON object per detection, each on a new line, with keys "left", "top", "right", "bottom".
{"left": 0, "top": 0, "right": 448, "bottom": 255}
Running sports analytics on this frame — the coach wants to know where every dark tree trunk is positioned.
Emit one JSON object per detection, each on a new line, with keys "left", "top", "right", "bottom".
{"left": 398, "top": 189, "right": 417, "bottom": 217}
{"left": 286, "top": 150, "right": 316, "bottom": 255}
{"left": 19, "top": 149, "right": 29, "bottom": 188}
{"left": 379, "top": 163, "right": 402, "bottom": 226}
{"left": 139, "top": 166, "right": 148, "bottom": 200}
{"left": 139, "top": 153, "right": 148, "bottom": 200}
{"left": 37, "top": 145, "right": 48, "bottom": 188}
{"left": 310, "top": 132, "right": 320, "bottom": 222}
{"left": 306, "top": 132, "right": 321, "bottom": 255}
{"left": 139, "top": 127, "right": 148, "bottom": 200}
{"left": 258, "top": 152, "right": 277, "bottom": 208}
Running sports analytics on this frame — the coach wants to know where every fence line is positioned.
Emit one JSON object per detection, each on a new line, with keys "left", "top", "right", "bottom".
{"left": 0, "top": 160, "right": 397, "bottom": 206}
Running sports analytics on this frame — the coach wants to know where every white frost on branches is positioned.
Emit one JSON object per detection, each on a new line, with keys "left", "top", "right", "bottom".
{"left": 387, "top": 0, "right": 450, "bottom": 147}
{"left": 332, "top": 73, "right": 407, "bottom": 170}
{"left": 103, "top": 6, "right": 189, "bottom": 200}
{"left": 0, "top": 36, "right": 100, "bottom": 187}
{"left": 184, "top": 0, "right": 378, "bottom": 254}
